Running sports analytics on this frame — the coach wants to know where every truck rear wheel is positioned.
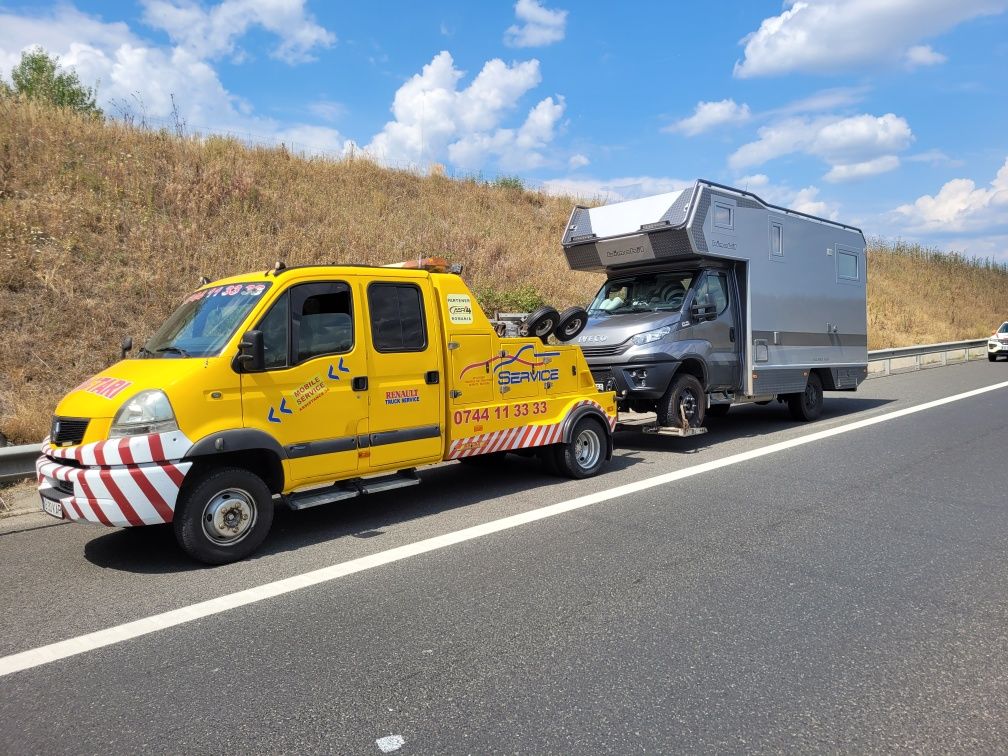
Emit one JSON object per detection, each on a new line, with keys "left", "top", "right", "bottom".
{"left": 174, "top": 466, "right": 274, "bottom": 565}
{"left": 787, "top": 372, "right": 823, "bottom": 422}
{"left": 551, "top": 417, "right": 607, "bottom": 479}
{"left": 657, "top": 374, "right": 706, "bottom": 428}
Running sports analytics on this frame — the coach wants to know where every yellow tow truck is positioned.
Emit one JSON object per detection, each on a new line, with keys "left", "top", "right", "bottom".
{"left": 36, "top": 259, "right": 616, "bottom": 563}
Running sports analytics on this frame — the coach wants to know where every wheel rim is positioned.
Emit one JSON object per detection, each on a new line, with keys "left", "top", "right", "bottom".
{"left": 804, "top": 382, "right": 820, "bottom": 410}
{"left": 202, "top": 488, "right": 257, "bottom": 546}
{"left": 534, "top": 319, "right": 554, "bottom": 336}
{"left": 679, "top": 388, "right": 700, "bottom": 423}
{"left": 574, "top": 428, "right": 601, "bottom": 470}
{"left": 562, "top": 318, "right": 582, "bottom": 337}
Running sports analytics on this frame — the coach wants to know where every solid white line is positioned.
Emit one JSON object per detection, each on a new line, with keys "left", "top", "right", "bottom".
{"left": 3, "top": 379, "right": 1007, "bottom": 678}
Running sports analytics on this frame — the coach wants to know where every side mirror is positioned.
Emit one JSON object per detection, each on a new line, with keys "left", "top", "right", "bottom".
{"left": 120, "top": 336, "right": 133, "bottom": 359}
{"left": 690, "top": 303, "right": 716, "bottom": 322}
{"left": 236, "top": 330, "right": 265, "bottom": 372}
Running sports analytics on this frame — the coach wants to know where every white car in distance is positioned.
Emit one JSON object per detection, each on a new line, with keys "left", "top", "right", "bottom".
{"left": 989, "top": 322, "right": 1008, "bottom": 361}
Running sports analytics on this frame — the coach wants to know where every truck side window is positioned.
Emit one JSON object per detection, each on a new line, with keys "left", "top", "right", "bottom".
{"left": 368, "top": 283, "right": 427, "bottom": 352}
{"left": 292, "top": 283, "right": 354, "bottom": 364}
{"left": 258, "top": 291, "right": 290, "bottom": 369}
{"left": 696, "top": 273, "right": 729, "bottom": 314}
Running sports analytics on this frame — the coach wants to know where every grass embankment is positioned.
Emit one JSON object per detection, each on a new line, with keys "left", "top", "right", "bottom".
{"left": 1, "top": 100, "right": 1006, "bottom": 444}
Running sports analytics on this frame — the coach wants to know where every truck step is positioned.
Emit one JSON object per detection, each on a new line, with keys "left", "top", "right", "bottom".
{"left": 359, "top": 469, "right": 420, "bottom": 495}
{"left": 287, "top": 483, "right": 360, "bottom": 511}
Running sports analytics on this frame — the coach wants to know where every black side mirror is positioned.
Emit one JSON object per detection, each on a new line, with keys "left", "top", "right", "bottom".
{"left": 120, "top": 336, "right": 133, "bottom": 359}
{"left": 690, "top": 303, "right": 716, "bottom": 321}
{"left": 237, "top": 330, "right": 265, "bottom": 372}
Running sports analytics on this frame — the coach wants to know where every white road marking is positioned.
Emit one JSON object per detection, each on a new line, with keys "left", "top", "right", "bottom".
{"left": 2, "top": 379, "right": 1006, "bottom": 678}
{"left": 375, "top": 735, "right": 405, "bottom": 752}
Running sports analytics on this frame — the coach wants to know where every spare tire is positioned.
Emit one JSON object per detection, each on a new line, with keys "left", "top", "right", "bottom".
{"left": 554, "top": 306, "right": 589, "bottom": 341}
{"left": 521, "top": 306, "right": 560, "bottom": 343}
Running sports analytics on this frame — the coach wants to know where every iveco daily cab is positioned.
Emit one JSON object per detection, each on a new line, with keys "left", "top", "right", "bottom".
{"left": 37, "top": 260, "right": 616, "bottom": 564}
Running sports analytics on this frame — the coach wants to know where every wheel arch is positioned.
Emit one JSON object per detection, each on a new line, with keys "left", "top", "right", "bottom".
{"left": 560, "top": 404, "right": 613, "bottom": 460}
{"left": 184, "top": 429, "right": 287, "bottom": 494}
{"left": 675, "top": 356, "right": 708, "bottom": 390}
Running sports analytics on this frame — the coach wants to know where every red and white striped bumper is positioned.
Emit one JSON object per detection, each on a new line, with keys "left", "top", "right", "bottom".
{"left": 36, "top": 432, "right": 193, "bottom": 527}
{"left": 447, "top": 399, "right": 617, "bottom": 460}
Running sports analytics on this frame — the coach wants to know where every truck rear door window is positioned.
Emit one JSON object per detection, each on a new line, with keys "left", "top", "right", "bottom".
{"left": 368, "top": 283, "right": 427, "bottom": 352}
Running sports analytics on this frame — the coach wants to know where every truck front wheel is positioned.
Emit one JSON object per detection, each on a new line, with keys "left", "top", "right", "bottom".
{"left": 551, "top": 417, "right": 608, "bottom": 479}
{"left": 174, "top": 466, "right": 275, "bottom": 565}
{"left": 657, "top": 374, "right": 706, "bottom": 428}
{"left": 786, "top": 372, "right": 824, "bottom": 422}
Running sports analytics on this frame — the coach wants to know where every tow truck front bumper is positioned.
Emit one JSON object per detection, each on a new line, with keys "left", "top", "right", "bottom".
{"left": 35, "top": 433, "right": 193, "bottom": 527}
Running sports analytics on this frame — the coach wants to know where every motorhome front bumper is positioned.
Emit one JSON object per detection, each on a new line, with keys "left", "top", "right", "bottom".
{"left": 589, "top": 360, "right": 680, "bottom": 399}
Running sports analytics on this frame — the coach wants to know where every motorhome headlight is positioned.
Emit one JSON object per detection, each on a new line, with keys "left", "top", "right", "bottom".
{"left": 630, "top": 326, "right": 672, "bottom": 346}
{"left": 109, "top": 390, "right": 178, "bottom": 438}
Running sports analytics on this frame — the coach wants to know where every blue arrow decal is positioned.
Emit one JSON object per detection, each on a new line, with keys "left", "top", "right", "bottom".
{"left": 338, "top": 357, "right": 350, "bottom": 373}
{"left": 327, "top": 363, "right": 340, "bottom": 381}
{"left": 279, "top": 398, "right": 293, "bottom": 415}
{"left": 267, "top": 407, "right": 280, "bottom": 424}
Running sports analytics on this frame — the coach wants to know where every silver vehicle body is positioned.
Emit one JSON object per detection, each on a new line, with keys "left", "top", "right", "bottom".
{"left": 562, "top": 180, "right": 868, "bottom": 407}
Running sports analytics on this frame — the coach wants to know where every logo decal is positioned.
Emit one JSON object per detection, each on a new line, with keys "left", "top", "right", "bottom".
{"left": 75, "top": 376, "right": 133, "bottom": 400}
{"left": 385, "top": 389, "right": 420, "bottom": 405}
{"left": 447, "top": 294, "right": 473, "bottom": 324}
{"left": 327, "top": 357, "right": 351, "bottom": 380}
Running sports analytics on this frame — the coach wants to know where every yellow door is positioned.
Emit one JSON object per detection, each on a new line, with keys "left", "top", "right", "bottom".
{"left": 241, "top": 279, "right": 369, "bottom": 489}
{"left": 362, "top": 279, "right": 444, "bottom": 470}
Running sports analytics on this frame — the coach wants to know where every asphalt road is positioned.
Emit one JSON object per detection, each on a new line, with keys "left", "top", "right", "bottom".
{"left": 1, "top": 361, "right": 1006, "bottom": 754}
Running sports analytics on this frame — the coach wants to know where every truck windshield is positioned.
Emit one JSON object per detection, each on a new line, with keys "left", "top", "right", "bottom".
{"left": 588, "top": 272, "right": 695, "bottom": 314}
{"left": 141, "top": 282, "right": 273, "bottom": 358}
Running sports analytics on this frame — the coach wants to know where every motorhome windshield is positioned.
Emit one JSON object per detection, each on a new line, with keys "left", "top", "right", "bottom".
{"left": 588, "top": 272, "right": 695, "bottom": 315}
{"left": 141, "top": 282, "right": 273, "bottom": 358}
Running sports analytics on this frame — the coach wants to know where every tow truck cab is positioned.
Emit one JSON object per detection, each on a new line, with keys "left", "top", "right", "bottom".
{"left": 37, "top": 261, "right": 616, "bottom": 564}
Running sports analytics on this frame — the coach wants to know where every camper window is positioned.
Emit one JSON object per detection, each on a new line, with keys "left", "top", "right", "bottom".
{"left": 713, "top": 203, "right": 734, "bottom": 230}
{"left": 589, "top": 272, "right": 695, "bottom": 315}
{"left": 838, "top": 250, "right": 859, "bottom": 281}
{"left": 771, "top": 222, "right": 783, "bottom": 256}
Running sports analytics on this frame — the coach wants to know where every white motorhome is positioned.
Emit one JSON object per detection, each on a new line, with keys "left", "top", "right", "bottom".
{"left": 562, "top": 180, "right": 868, "bottom": 430}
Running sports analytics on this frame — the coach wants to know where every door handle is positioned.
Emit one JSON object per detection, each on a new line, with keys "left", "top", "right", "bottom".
{"left": 425, "top": 370, "right": 440, "bottom": 385}
{"left": 352, "top": 376, "right": 368, "bottom": 391}
{"left": 729, "top": 326, "right": 735, "bottom": 343}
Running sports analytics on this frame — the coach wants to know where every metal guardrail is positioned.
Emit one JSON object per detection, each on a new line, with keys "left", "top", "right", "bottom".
{"left": 0, "top": 443, "right": 39, "bottom": 484}
{"left": 866, "top": 338, "right": 989, "bottom": 378}
{"left": 0, "top": 338, "right": 994, "bottom": 486}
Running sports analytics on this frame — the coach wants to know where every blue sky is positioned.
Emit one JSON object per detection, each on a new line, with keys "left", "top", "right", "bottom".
{"left": 2, "top": 1, "right": 1007, "bottom": 259}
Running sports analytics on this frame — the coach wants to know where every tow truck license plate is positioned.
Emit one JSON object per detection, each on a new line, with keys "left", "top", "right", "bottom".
{"left": 41, "top": 497, "right": 63, "bottom": 519}
{"left": 595, "top": 382, "right": 605, "bottom": 391}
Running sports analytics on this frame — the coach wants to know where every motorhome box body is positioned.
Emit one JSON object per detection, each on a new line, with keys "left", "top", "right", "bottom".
{"left": 562, "top": 180, "right": 868, "bottom": 426}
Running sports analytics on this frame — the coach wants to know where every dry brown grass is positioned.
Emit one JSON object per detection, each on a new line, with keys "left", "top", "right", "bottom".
{"left": 1, "top": 101, "right": 1006, "bottom": 443}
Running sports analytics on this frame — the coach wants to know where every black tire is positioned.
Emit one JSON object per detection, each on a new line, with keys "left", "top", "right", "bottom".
{"left": 522, "top": 306, "right": 560, "bottom": 343}
{"left": 990, "top": 353, "right": 997, "bottom": 362}
{"left": 786, "top": 372, "right": 824, "bottom": 422}
{"left": 174, "top": 466, "right": 274, "bottom": 565}
{"left": 550, "top": 416, "right": 608, "bottom": 479}
{"left": 707, "top": 403, "right": 730, "bottom": 418}
{"left": 656, "top": 373, "right": 706, "bottom": 428}
{"left": 554, "top": 307, "right": 589, "bottom": 341}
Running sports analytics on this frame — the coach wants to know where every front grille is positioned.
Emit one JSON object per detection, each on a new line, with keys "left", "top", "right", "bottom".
{"left": 580, "top": 342, "right": 629, "bottom": 357}
{"left": 53, "top": 479, "right": 74, "bottom": 495}
{"left": 51, "top": 416, "right": 89, "bottom": 446}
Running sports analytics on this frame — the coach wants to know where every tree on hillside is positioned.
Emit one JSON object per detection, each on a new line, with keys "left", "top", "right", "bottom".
{"left": 1, "top": 47, "right": 101, "bottom": 117}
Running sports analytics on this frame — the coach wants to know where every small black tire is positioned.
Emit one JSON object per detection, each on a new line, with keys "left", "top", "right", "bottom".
{"left": 657, "top": 374, "right": 706, "bottom": 428}
{"left": 989, "top": 354, "right": 997, "bottom": 362}
{"left": 174, "top": 466, "right": 274, "bottom": 565}
{"left": 554, "top": 307, "right": 589, "bottom": 341}
{"left": 522, "top": 306, "right": 560, "bottom": 343}
{"left": 707, "top": 403, "right": 730, "bottom": 418}
{"left": 551, "top": 416, "right": 608, "bottom": 479}
{"left": 786, "top": 372, "right": 824, "bottom": 422}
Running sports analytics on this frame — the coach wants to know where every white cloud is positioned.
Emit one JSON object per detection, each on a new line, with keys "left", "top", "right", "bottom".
{"left": 363, "top": 51, "right": 564, "bottom": 171}
{"left": 0, "top": 6, "right": 343, "bottom": 155}
{"left": 666, "top": 99, "right": 751, "bottom": 136}
{"left": 824, "top": 155, "right": 901, "bottom": 182}
{"left": 904, "top": 44, "right": 947, "bottom": 68}
{"left": 539, "top": 175, "right": 693, "bottom": 202}
{"left": 730, "top": 112, "right": 913, "bottom": 182}
{"left": 790, "top": 186, "right": 839, "bottom": 218}
{"left": 141, "top": 0, "right": 334, "bottom": 64}
{"left": 905, "top": 149, "right": 961, "bottom": 166}
{"left": 568, "top": 153, "right": 589, "bottom": 170}
{"left": 308, "top": 99, "right": 345, "bottom": 122}
{"left": 734, "top": 0, "right": 1007, "bottom": 78}
{"left": 504, "top": 0, "right": 568, "bottom": 48}
{"left": 895, "top": 157, "right": 1008, "bottom": 234}
{"left": 738, "top": 174, "right": 769, "bottom": 189}
{"left": 768, "top": 86, "right": 869, "bottom": 116}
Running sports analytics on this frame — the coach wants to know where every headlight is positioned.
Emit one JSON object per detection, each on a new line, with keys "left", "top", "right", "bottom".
{"left": 109, "top": 390, "right": 178, "bottom": 438}
{"left": 630, "top": 326, "right": 672, "bottom": 346}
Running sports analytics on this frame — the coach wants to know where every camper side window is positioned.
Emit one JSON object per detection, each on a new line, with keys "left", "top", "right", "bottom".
{"left": 838, "top": 250, "right": 859, "bottom": 281}
{"left": 713, "top": 203, "right": 734, "bottom": 230}
{"left": 770, "top": 222, "right": 783, "bottom": 257}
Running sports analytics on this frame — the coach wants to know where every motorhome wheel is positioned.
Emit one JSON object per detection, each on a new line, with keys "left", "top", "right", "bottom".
{"left": 787, "top": 372, "right": 823, "bottom": 422}
{"left": 554, "top": 307, "right": 589, "bottom": 341}
{"left": 522, "top": 306, "right": 560, "bottom": 343}
{"left": 657, "top": 374, "right": 706, "bottom": 428}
